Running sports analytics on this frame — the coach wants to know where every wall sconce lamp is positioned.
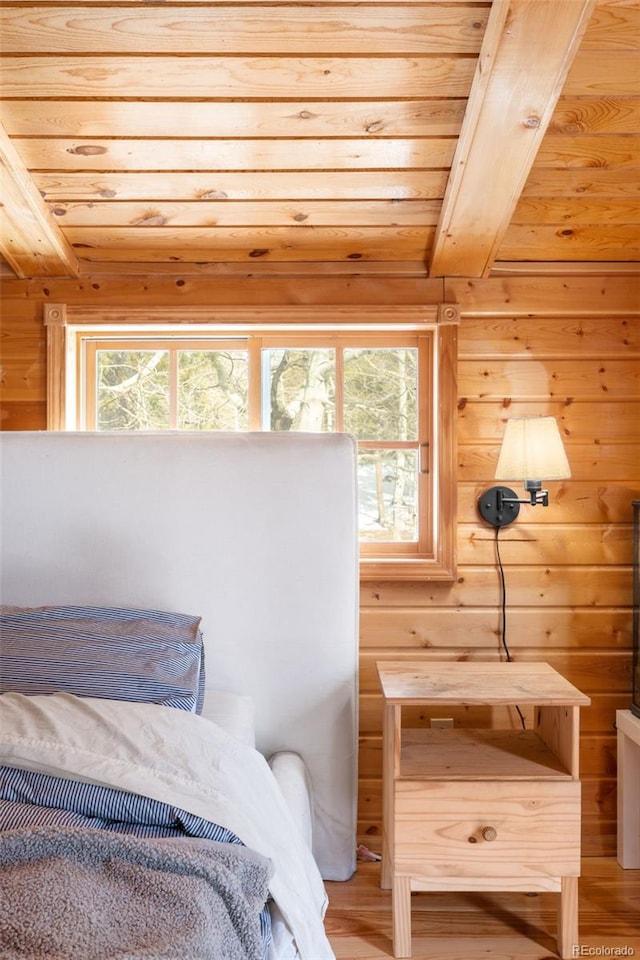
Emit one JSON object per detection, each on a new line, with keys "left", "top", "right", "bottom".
{"left": 478, "top": 417, "right": 571, "bottom": 528}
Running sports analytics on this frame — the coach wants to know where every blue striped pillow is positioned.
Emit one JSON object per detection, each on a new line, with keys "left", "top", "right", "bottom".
{"left": 0, "top": 605, "right": 205, "bottom": 713}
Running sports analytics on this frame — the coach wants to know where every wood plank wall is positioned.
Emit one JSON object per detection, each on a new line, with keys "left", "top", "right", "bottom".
{"left": 1, "top": 271, "right": 638, "bottom": 856}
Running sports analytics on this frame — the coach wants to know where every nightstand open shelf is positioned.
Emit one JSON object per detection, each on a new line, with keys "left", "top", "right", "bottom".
{"left": 377, "top": 661, "right": 591, "bottom": 960}
{"left": 401, "top": 727, "right": 574, "bottom": 780}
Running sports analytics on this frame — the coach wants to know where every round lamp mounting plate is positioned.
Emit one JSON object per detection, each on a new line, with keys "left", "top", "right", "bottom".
{"left": 478, "top": 486, "right": 521, "bottom": 528}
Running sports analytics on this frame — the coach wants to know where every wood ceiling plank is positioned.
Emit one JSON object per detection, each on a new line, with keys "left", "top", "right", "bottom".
{"left": 27, "top": 263, "right": 437, "bottom": 283}
{"left": 549, "top": 96, "right": 640, "bottom": 134}
{"left": 512, "top": 198, "right": 640, "bottom": 225}
{"left": 498, "top": 223, "right": 640, "bottom": 262}
{"left": 0, "top": 55, "right": 476, "bottom": 98}
{"left": 16, "top": 138, "right": 458, "bottom": 171}
{"left": 49, "top": 199, "right": 441, "bottom": 228}
{"left": 429, "top": 0, "right": 598, "bottom": 279}
{"left": 534, "top": 134, "right": 640, "bottom": 168}
{"left": 0, "top": 99, "right": 467, "bottom": 139}
{"left": 521, "top": 168, "right": 640, "bottom": 198}
{"left": 34, "top": 171, "right": 450, "bottom": 202}
{"left": 0, "top": 122, "right": 78, "bottom": 278}
{"left": 563, "top": 51, "right": 640, "bottom": 95}
{"left": 65, "top": 225, "right": 436, "bottom": 263}
{"left": 581, "top": 3, "right": 640, "bottom": 49}
{"left": 489, "top": 261, "right": 640, "bottom": 278}
{"left": 0, "top": 5, "right": 487, "bottom": 54}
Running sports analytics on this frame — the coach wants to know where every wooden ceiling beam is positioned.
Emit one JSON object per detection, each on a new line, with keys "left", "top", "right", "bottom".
{"left": 429, "top": 0, "right": 597, "bottom": 279}
{"left": 0, "top": 121, "right": 78, "bottom": 278}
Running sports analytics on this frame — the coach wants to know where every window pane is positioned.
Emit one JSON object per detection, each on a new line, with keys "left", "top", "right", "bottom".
{"left": 344, "top": 348, "right": 417, "bottom": 441}
{"left": 97, "top": 350, "right": 169, "bottom": 430}
{"left": 178, "top": 350, "right": 248, "bottom": 430}
{"left": 266, "top": 348, "right": 335, "bottom": 431}
{"left": 358, "top": 449, "right": 418, "bottom": 542}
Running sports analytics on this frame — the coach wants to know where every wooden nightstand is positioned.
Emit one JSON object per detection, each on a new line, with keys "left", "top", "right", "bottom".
{"left": 377, "top": 661, "right": 591, "bottom": 959}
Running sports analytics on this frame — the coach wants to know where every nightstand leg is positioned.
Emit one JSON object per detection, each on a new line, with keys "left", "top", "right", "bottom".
{"left": 381, "top": 702, "right": 398, "bottom": 891}
{"left": 392, "top": 875, "right": 412, "bottom": 958}
{"left": 381, "top": 835, "right": 391, "bottom": 889}
{"left": 558, "top": 876, "right": 578, "bottom": 959}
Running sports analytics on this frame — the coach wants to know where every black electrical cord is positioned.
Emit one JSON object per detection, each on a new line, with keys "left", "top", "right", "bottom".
{"left": 494, "top": 526, "right": 526, "bottom": 730}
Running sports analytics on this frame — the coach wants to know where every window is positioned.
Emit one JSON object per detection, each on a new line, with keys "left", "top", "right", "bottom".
{"left": 47, "top": 303, "right": 458, "bottom": 579}
{"left": 87, "top": 341, "right": 250, "bottom": 431}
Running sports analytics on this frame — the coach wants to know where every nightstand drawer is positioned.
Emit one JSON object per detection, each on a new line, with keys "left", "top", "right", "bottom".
{"left": 394, "top": 780, "right": 581, "bottom": 878}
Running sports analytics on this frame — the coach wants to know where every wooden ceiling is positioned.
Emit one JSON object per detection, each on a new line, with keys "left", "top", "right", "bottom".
{"left": 0, "top": 0, "right": 638, "bottom": 280}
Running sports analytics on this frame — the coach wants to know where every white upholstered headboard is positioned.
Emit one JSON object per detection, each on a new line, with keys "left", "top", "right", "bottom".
{"left": 0, "top": 431, "right": 359, "bottom": 880}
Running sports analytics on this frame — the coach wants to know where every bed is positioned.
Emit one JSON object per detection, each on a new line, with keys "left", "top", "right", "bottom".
{"left": 0, "top": 430, "right": 360, "bottom": 960}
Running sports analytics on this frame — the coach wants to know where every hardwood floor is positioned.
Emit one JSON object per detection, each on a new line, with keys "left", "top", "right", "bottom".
{"left": 325, "top": 858, "right": 640, "bottom": 959}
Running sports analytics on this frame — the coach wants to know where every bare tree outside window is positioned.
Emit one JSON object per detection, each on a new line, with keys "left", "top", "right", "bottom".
{"left": 97, "top": 350, "right": 169, "bottom": 430}
{"left": 343, "top": 348, "right": 417, "bottom": 441}
{"left": 268, "top": 348, "right": 335, "bottom": 431}
{"left": 97, "top": 348, "right": 249, "bottom": 431}
{"left": 344, "top": 348, "right": 418, "bottom": 541}
{"left": 178, "top": 351, "right": 248, "bottom": 430}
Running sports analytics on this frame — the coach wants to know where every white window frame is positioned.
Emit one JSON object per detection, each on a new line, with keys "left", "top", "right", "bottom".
{"left": 45, "top": 303, "right": 458, "bottom": 580}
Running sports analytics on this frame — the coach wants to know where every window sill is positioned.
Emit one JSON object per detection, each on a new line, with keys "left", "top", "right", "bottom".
{"left": 360, "top": 555, "right": 457, "bottom": 582}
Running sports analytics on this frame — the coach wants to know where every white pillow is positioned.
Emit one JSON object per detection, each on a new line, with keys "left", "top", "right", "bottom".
{"left": 200, "top": 689, "right": 256, "bottom": 747}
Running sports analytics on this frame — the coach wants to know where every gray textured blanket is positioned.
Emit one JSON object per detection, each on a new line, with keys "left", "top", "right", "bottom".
{"left": 0, "top": 826, "right": 272, "bottom": 960}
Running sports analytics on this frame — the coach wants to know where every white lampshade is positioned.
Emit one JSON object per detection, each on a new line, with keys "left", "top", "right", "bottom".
{"left": 495, "top": 417, "right": 571, "bottom": 481}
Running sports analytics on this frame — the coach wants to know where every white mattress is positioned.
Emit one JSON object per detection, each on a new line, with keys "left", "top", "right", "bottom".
{"left": 268, "top": 752, "right": 317, "bottom": 960}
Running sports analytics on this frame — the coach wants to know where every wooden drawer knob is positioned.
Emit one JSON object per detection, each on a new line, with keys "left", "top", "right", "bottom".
{"left": 482, "top": 826, "right": 498, "bottom": 842}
